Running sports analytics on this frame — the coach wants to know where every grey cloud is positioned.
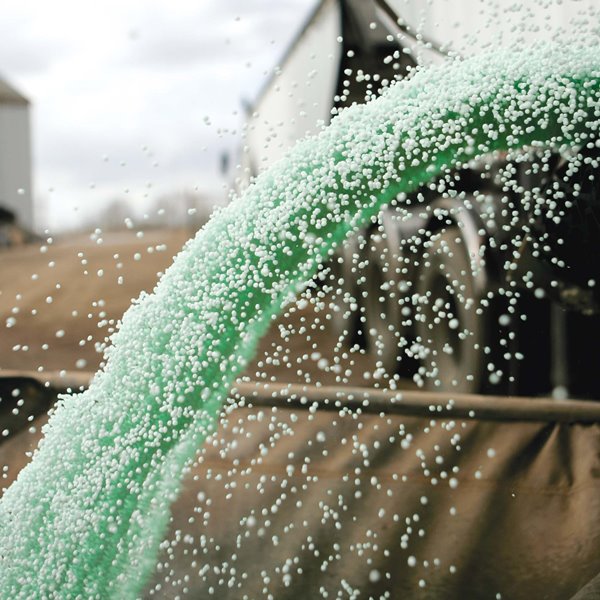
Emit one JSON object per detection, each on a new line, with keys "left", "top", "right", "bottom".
{"left": 37, "top": 118, "right": 233, "bottom": 190}
{"left": 121, "top": 1, "right": 315, "bottom": 72}
{"left": 0, "top": 15, "right": 68, "bottom": 77}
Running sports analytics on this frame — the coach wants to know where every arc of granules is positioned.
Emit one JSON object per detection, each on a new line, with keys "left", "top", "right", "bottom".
{"left": 0, "top": 44, "right": 599, "bottom": 599}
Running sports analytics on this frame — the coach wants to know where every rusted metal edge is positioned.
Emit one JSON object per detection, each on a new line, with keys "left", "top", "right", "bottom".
{"left": 230, "top": 381, "right": 600, "bottom": 424}
{"left": 2, "top": 370, "right": 599, "bottom": 424}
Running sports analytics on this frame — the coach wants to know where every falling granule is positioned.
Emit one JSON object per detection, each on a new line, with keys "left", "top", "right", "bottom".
{"left": 0, "top": 44, "right": 599, "bottom": 599}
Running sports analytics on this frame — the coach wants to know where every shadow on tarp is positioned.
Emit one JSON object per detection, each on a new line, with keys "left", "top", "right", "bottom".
{"left": 1, "top": 373, "right": 599, "bottom": 599}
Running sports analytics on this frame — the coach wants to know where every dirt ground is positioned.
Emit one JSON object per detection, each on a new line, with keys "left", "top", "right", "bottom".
{"left": 0, "top": 228, "right": 384, "bottom": 387}
{"left": 0, "top": 228, "right": 191, "bottom": 374}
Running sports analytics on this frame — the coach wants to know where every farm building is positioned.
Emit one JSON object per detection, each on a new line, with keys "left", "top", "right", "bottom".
{"left": 0, "top": 77, "right": 33, "bottom": 241}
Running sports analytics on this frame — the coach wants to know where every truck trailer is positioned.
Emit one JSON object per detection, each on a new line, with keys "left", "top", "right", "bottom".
{"left": 237, "top": 0, "right": 600, "bottom": 398}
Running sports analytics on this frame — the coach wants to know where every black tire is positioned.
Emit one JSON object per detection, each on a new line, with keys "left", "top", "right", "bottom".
{"left": 414, "top": 227, "right": 485, "bottom": 393}
{"left": 363, "top": 213, "right": 406, "bottom": 375}
{"left": 329, "top": 233, "right": 363, "bottom": 347}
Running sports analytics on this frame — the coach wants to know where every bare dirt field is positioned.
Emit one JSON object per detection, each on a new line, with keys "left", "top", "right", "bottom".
{"left": 0, "top": 228, "right": 191, "bottom": 374}
{"left": 0, "top": 228, "right": 384, "bottom": 387}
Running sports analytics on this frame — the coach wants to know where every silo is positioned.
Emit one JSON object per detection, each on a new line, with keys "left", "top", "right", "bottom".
{"left": 0, "top": 78, "right": 33, "bottom": 233}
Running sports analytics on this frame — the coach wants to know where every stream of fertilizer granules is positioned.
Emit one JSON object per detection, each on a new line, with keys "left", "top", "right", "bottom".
{"left": 0, "top": 44, "right": 598, "bottom": 598}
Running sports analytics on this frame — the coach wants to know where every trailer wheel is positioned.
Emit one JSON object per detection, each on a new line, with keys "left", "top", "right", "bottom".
{"left": 329, "top": 234, "right": 363, "bottom": 347}
{"left": 363, "top": 213, "right": 405, "bottom": 374}
{"left": 415, "top": 227, "right": 484, "bottom": 392}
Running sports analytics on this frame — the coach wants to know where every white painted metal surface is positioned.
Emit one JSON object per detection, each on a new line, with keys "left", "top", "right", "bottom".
{"left": 242, "top": 0, "right": 342, "bottom": 181}
{"left": 388, "top": 0, "right": 599, "bottom": 57}
{"left": 240, "top": 0, "right": 599, "bottom": 190}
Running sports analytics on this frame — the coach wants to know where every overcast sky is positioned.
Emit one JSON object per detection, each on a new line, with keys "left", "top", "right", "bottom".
{"left": 2, "top": 0, "right": 598, "bottom": 233}
{"left": 0, "top": 0, "right": 317, "bottom": 231}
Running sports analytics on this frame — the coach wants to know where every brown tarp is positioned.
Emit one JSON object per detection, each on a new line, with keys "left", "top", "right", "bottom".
{"left": 1, "top": 377, "right": 600, "bottom": 598}
{"left": 146, "top": 385, "right": 600, "bottom": 599}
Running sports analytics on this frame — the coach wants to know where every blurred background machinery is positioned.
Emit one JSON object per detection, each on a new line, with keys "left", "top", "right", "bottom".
{"left": 0, "top": 78, "right": 33, "bottom": 246}
{"left": 237, "top": 0, "right": 600, "bottom": 398}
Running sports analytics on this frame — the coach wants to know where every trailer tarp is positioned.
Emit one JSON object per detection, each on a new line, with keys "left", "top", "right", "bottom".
{"left": 1, "top": 379, "right": 599, "bottom": 598}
